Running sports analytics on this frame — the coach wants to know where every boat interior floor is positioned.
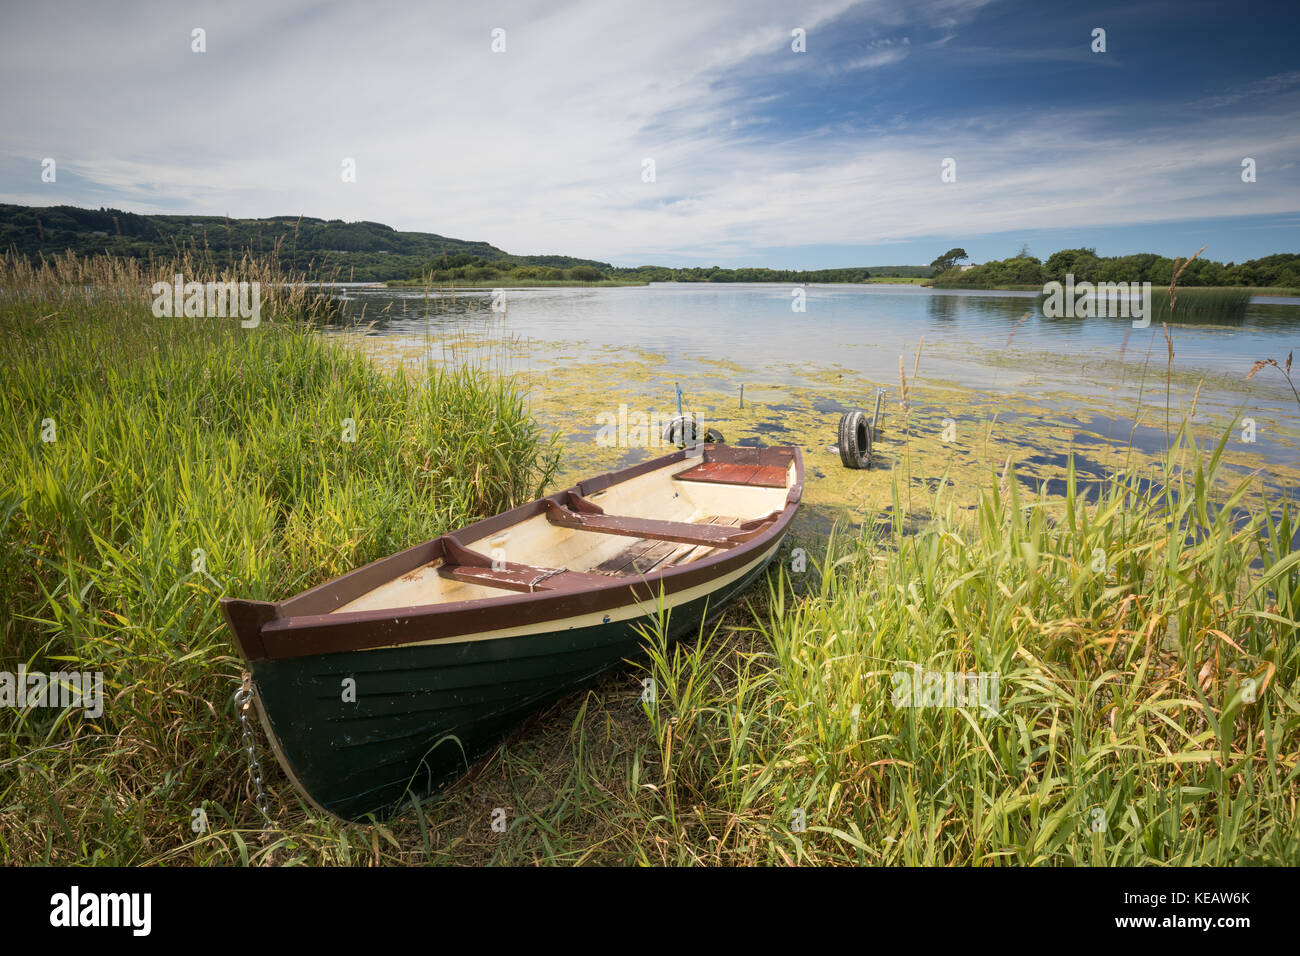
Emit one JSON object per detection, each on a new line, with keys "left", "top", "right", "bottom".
{"left": 331, "top": 452, "right": 794, "bottom": 613}
{"left": 436, "top": 515, "right": 743, "bottom": 594}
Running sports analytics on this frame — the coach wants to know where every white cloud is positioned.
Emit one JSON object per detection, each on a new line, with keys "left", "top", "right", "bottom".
{"left": 0, "top": 0, "right": 1295, "bottom": 263}
{"left": 1194, "top": 70, "right": 1300, "bottom": 110}
{"left": 839, "top": 38, "right": 910, "bottom": 72}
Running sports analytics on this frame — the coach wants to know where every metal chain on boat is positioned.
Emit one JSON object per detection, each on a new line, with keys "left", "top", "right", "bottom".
{"left": 527, "top": 567, "right": 565, "bottom": 591}
{"left": 234, "top": 672, "right": 275, "bottom": 838}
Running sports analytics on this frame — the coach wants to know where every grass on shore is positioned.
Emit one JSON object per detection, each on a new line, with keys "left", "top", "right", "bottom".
{"left": 0, "top": 251, "right": 559, "bottom": 863}
{"left": 1, "top": 252, "right": 1296, "bottom": 865}
{"left": 730, "top": 430, "right": 1298, "bottom": 864}
{"left": 388, "top": 421, "right": 1297, "bottom": 865}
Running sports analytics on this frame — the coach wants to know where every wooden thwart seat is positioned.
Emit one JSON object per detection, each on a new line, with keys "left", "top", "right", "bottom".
{"left": 439, "top": 562, "right": 611, "bottom": 593}
{"left": 589, "top": 517, "right": 742, "bottom": 576}
{"left": 436, "top": 536, "right": 612, "bottom": 593}
{"left": 433, "top": 497, "right": 782, "bottom": 595}
{"left": 543, "top": 495, "right": 778, "bottom": 547}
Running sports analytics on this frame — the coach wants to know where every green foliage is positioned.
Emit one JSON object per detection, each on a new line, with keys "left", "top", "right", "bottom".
{"left": 937, "top": 246, "right": 1300, "bottom": 289}
{"left": 1032, "top": 286, "right": 1257, "bottom": 323}
{"left": 0, "top": 203, "right": 509, "bottom": 282}
{"left": 0, "top": 251, "right": 560, "bottom": 862}
{"left": 864, "top": 265, "right": 934, "bottom": 278}
{"left": 1, "top": 249, "right": 1295, "bottom": 866}
{"left": 935, "top": 254, "right": 1045, "bottom": 287}
{"left": 606, "top": 265, "right": 877, "bottom": 283}
{"left": 410, "top": 257, "right": 884, "bottom": 286}
{"left": 410, "top": 254, "right": 622, "bottom": 285}
{"left": 630, "top": 425, "right": 1300, "bottom": 864}
{"left": 2, "top": 201, "right": 931, "bottom": 289}
{"left": 929, "top": 247, "right": 968, "bottom": 273}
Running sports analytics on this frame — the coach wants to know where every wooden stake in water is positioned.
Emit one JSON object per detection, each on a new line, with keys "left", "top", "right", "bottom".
{"left": 739, "top": 384, "right": 744, "bottom": 409}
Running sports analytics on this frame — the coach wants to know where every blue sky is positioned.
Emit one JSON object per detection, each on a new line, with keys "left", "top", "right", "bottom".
{"left": 1, "top": 0, "right": 1297, "bottom": 267}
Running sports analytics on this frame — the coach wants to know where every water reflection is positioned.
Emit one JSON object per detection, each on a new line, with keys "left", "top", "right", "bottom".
{"left": 926, "top": 294, "right": 959, "bottom": 322}
{"left": 317, "top": 283, "right": 1300, "bottom": 414}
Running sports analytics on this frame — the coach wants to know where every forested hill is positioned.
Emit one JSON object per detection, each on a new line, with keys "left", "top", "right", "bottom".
{"left": 1, "top": 202, "right": 903, "bottom": 284}
{"left": 0, "top": 204, "right": 612, "bottom": 281}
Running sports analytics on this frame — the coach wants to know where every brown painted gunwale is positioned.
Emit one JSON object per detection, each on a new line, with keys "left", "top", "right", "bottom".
{"left": 224, "top": 444, "right": 803, "bottom": 662}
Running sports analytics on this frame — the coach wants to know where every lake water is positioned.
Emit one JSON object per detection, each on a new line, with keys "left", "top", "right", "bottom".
{"left": 319, "top": 281, "right": 1299, "bottom": 532}
{"left": 325, "top": 282, "right": 1300, "bottom": 414}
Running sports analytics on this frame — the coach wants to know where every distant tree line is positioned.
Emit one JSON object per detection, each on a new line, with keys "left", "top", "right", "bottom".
{"left": 415, "top": 259, "right": 934, "bottom": 285}
{"left": 933, "top": 247, "right": 1300, "bottom": 289}
{"left": 3, "top": 203, "right": 936, "bottom": 286}
{"left": 31, "top": 203, "right": 1290, "bottom": 292}
{"left": 608, "top": 265, "right": 876, "bottom": 283}
{"left": 0, "top": 204, "right": 524, "bottom": 282}
{"left": 415, "top": 252, "right": 611, "bottom": 283}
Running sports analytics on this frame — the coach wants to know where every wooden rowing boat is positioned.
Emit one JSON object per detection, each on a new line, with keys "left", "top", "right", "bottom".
{"left": 221, "top": 442, "right": 804, "bottom": 821}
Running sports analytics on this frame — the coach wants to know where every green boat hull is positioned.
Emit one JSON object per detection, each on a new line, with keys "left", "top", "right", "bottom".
{"left": 250, "top": 550, "right": 776, "bottom": 821}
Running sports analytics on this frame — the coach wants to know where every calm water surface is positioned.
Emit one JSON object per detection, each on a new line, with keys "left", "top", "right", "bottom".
{"left": 324, "top": 283, "right": 1300, "bottom": 412}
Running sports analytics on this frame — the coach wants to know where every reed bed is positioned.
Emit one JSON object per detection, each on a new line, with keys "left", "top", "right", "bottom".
{"left": 250, "top": 420, "right": 1296, "bottom": 867}
{"left": 0, "top": 252, "right": 1295, "bottom": 866}
{"left": 628, "top": 425, "right": 1299, "bottom": 864}
{"left": 1034, "top": 286, "right": 1255, "bottom": 324}
{"left": 0, "top": 252, "right": 559, "bottom": 863}
{"left": 1150, "top": 287, "right": 1254, "bottom": 323}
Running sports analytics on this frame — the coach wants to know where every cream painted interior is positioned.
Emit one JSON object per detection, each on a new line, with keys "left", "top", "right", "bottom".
{"left": 332, "top": 456, "right": 792, "bottom": 614}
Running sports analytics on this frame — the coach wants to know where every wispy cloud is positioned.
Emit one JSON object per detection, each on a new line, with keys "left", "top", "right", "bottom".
{"left": 0, "top": 0, "right": 1295, "bottom": 263}
{"left": 839, "top": 37, "right": 910, "bottom": 71}
{"left": 1194, "top": 70, "right": 1300, "bottom": 110}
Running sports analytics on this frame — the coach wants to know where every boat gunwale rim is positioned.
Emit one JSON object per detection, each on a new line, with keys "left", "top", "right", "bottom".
{"left": 230, "top": 444, "right": 804, "bottom": 658}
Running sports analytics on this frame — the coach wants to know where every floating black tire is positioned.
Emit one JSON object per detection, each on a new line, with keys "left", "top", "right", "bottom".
{"left": 662, "top": 415, "right": 696, "bottom": 447}
{"left": 662, "top": 416, "right": 723, "bottom": 447}
{"left": 838, "top": 410, "right": 872, "bottom": 469}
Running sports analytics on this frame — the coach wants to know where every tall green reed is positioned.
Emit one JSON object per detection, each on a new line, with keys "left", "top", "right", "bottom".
{"left": 0, "top": 251, "right": 559, "bottom": 863}
{"left": 624, "top": 419, "right": 1298, "bottom": 865}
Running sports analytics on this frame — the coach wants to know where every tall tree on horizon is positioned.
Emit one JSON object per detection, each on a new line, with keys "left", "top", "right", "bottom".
{"left": 930, "top": 247, "right": 969, "bottom": 273}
